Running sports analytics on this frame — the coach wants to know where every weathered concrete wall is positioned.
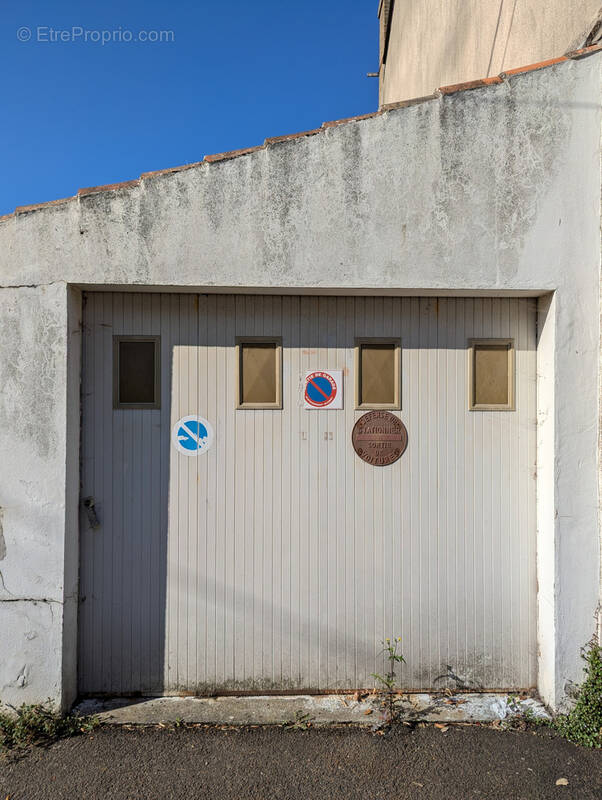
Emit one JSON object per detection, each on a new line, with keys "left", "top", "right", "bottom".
{"left": 0, "top": 59, "right": 598, "bottom": 298}
{"left": 0, "top": 283, "right": 80, "bottom": 708}
{"left": 379, "top": 0, "right": 601, "bottom": 106}
{"left": 0, "top": 53, "right": 599, "bottom": 710}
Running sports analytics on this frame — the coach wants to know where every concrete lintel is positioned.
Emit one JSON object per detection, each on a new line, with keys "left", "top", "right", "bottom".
{"left": 72, "top": 284, "right": 552, "bottom": 298}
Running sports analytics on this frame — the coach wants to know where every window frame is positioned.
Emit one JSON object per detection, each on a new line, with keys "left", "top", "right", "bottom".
{"left": 235, "top": 336, "right": 283, "bottom": 410}
{"left": 354, "top": 337, "right": 401, "bottom": 410}
{"left": 467, "top": 338, "right": 515, "bottom": 411}
{"left": 113, "top": 335, "right": 161, "bottom": 410}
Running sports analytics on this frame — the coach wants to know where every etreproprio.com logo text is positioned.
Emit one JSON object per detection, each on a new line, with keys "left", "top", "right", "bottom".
{"left": 17, "top": 26, "right": 175, "bottom": 44}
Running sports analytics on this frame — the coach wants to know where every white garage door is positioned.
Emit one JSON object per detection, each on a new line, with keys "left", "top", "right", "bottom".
{"left": 79, "top": 293, "right": 536, "bottom": 695}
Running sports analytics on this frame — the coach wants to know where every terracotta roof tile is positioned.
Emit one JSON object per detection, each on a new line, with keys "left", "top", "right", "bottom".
{"left": 436, "top": 43, "right": 602, "bottom": 96}
{"left": 14, "top": 196, "right": 74, "bottom": 215}
{"left": 204, "top": 146, "right": 263, "bottom": 163}
{"left": 438, "top": 76, "right": 503, "bottom": 95}
{"left": 565, "top": 42, "right": 602, "bottom": 59}
{"left": 78, "top": 179, "right": 140, "bottom": 198}
{"left": 380, "top": 94, "right": 439, "bottom": 111}
{"left": 141, "top": 162, "right": 203, "bottom": 179}
{"left": 322, "top": 111, "right": 381, "bottom": 129}
{"left": 264, "top": 129, "right": 321, "bottom": 145}
{"left": 501, "top": 55, "right": 568, "bottom": 78}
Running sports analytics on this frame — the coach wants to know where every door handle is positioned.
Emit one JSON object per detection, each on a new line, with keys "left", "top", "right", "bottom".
{"left": 82, "top": 497, "right": 100, "bottom": 530}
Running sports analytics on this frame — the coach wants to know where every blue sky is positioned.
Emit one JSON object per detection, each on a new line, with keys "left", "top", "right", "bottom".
{"left": 1, "top": 1, "right": 378, "bottom": 216}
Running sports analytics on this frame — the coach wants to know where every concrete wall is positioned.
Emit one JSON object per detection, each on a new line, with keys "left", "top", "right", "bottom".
{"left": 0, "top": 52, "right": 599, "bottom": 710}
{"left": 0, "top": 283, "right": 80, "bottom": 709}
{"left": 379, "top": 0, "right": 601, "bottom": 106}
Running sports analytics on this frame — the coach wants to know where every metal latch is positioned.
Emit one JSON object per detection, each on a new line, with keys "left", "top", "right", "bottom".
{"left": 82, "top": 497, "right": 100, "bottom": 530}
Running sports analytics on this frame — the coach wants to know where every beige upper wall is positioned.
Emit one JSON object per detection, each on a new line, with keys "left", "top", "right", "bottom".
{"left": 379, "top": 0, "right": 601, "bottom": 105}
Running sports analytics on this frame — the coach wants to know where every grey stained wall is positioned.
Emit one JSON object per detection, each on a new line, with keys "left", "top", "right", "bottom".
{"left": 379, "top": 0, "right": 602, "bottom": 106}
{"left": 0, "top": 283, "right": 80, "bottom": 705}
{"left": 0, "top": 52, "right": 600, "bottom": 710}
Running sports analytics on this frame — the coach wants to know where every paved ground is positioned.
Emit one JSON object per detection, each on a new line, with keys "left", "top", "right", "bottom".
{"left": 1, "top": 724, "right": 600, "bottom": 800}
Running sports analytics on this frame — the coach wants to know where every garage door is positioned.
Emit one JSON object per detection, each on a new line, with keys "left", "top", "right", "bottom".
{"left": 79, "top": 293, "right": 536, "bottom": 695}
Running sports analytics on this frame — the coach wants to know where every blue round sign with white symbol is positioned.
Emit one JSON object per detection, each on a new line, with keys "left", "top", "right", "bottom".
{"left": 171, "top": 415, "right": 214, "bottom": 456}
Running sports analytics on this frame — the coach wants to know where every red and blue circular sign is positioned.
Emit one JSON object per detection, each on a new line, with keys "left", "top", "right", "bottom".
{"left": 304, "top": 371, "right": 338, "bottom": 407}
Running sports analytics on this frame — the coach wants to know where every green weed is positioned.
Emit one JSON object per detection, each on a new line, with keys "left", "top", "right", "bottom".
{"left": 371, "top": 637, "right": 406, "bottom": 727}
{"left": 548, "top": 639, "right": 602, "bottom": 748}
{"left": 0, "top": 700, "right": 99, "bottom": 751}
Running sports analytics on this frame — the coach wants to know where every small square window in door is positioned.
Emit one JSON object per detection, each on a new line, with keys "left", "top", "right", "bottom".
{"left": 468, "top": 339, "right": 515, "bottom": 411}
{"left": 235, "top": 338, "right": 282, "bottom": 409}
{"left": 113, "top": 336, "right": 160, "bottom": 409}
{"left": 355, "top": 338, "right": 401, "bottom": 409}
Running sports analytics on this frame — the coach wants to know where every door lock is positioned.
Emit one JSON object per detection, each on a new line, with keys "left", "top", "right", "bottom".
{"left": 82, "top": 497, "right": 100, "bottom": 530}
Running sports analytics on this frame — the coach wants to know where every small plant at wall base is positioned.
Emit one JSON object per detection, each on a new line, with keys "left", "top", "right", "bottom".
{"left": 0, "top": 700, "right": 99, "bottom": 751}
{"left": 282, "top": 710, "right": 315, "bottom": 731}
{"left": 548, "top": 638, "right": 602, "bottom": 748}
{"left": 371, "top": 637, "right": 406, "bottom": 727}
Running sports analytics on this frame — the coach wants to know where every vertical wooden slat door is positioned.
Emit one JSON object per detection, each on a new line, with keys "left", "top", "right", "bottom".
{"left": 79, "top": 293, "right": 537, "bottom": 694}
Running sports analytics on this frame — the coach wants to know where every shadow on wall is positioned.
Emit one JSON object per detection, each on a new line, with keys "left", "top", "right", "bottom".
{"left": 78, "top": 292, "right": 171, "bottom": 697}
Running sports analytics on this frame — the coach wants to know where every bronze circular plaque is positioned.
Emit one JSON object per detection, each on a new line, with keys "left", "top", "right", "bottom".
{"left": 352, "top": 411, "right": 408, "bottom": 466}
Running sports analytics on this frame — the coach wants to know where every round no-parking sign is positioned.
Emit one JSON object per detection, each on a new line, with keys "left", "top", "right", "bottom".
{"left": 172, "top": 415, "right": 214, "bottom": 456}
{"left": 303, "top": 370, "right": 343, "bottom": 409}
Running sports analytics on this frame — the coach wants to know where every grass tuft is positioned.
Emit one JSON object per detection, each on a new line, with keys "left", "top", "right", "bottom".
{"left": 0, "top": 700, "right": 100, "bottom": 751}
{"left": 548, "top": 639, "right": 602, "bottom": 748}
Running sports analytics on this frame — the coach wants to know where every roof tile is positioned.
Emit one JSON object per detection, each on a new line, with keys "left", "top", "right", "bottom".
{"left": 204, "top": 146, "right": 263, "bottom": 163}
{"left": 565, "top": 42, "right": 602, "bottom": 59}
{"left": 381, "top": 93, "right": 438, "bottom": 111}
{"left": 265, "top": 129, "right": 321, "bottom": 145}
{"left": 14, "top": 196, "right": 74, "bottom": 215}
{"left": 141, "top": 163, "right": 203, "bottom": 179}
{"left": 322, "top": 111, "right": 381, "bottom": 129}
{"left": 501, "top": 55, "right": 567, "bottom": 77}
{"left": 439, "top": 76, "right": 503, "bottom": 95}
{"left": 78, "top": 179, "right": 140, "bottom": 198}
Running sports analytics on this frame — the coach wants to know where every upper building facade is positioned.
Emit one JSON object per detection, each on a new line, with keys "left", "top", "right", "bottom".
{"left": 378, "top": 0, "right": 602, "bottom": 105}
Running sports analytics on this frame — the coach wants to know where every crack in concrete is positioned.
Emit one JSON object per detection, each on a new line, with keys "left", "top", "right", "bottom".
{"left": 0, "top": 572, "right": 62, "bottom": 606}
{"left": 0, "top": 569, "right": 15, "bottom": 596}
{"left": 0, "top": 597, "right": 62, "bottom": 604}
{"left": 0, "top": 281, "right": 64, "bottom": 290}
{"left": 0, "top": 556, "right": 65, "bottom": 631}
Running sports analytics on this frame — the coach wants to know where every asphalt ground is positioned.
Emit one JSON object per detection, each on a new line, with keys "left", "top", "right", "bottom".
{"left": 1, "top": 723, "right": 601, "bottom": 800}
